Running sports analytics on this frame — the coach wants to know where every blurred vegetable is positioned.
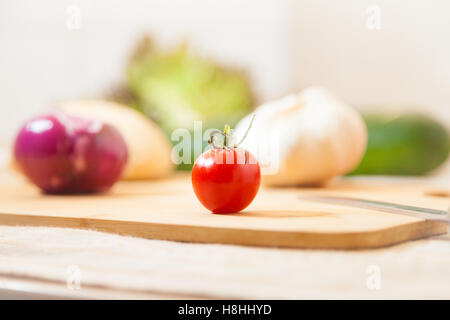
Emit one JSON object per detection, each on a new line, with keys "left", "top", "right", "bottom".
{"left": 351, "top": 114, "right": 450, "bottom": 175}
{"left": 109, "top": 36, "right": 254, "bottom": 170}
{"left": 234, "top": 87, "right": 367, "bottom": 186}
{"left": 124, "top": 36, "right": 253, "bottom": 134}
{"left": 14, "top": 113, "right": 127, "bottom": 194}
{"left": 59, "top": 100, "right": 173, "bottom": 180}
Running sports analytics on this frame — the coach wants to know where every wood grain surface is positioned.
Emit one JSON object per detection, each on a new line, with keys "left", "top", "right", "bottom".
{"left": 0, "top": 174, "right": 447, "bottom": 249}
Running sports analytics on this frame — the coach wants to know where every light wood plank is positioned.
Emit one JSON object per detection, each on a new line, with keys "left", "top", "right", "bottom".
{"left": 0, "top": 174, "right": 447, "bottom": 249}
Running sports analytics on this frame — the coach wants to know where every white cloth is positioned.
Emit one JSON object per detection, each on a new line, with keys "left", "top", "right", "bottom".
{"left": 0, "top": 225, "right": 449, "bottom": 299}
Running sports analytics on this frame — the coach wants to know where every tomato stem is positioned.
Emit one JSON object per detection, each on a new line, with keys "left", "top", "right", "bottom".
{"left": 223, "top": 124, "right": 231, "bottom": 148}
{"left": 208, "top": 114, "right": 256, "bottom": 150}
{"left": 234, "top": 114, "right": 256, "bottom": 147}
{"left": 208, "top": 129, "right": 224, "bottom": 149}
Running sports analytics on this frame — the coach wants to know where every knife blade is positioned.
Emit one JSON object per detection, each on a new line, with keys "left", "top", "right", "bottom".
{"left": 299, "top": 195, "right": 449, "bottom": 223}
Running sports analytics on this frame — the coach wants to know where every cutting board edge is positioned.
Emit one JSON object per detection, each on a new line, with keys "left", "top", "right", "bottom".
{"left": 0, "top": 213, "right": 446, "bottom": 250}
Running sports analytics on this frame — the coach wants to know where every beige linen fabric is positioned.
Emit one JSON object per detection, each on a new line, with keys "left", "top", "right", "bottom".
{"left": 0, "top": 225, "right": 449, "bottom": 299}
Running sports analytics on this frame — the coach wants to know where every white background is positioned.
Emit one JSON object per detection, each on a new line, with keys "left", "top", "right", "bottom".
{"left": 1, "top": 0, "right": 449, "bottom": 143}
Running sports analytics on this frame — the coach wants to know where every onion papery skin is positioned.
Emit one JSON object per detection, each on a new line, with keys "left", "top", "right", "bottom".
{"left": 14, "top": 113, "right": 128, "bottom": 194}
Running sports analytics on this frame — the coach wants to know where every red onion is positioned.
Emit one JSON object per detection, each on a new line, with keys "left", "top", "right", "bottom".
{"left": 14, "top": 112, "right": 128, "bottom": 194}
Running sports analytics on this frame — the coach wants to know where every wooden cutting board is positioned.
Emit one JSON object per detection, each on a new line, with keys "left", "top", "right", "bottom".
{"left": 0, "top": 174, "right": 447, "bottom": 249}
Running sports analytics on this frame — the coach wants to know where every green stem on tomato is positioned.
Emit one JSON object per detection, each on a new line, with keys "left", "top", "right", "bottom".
{"left": 234, "top": 114, "right": 255, "bottom": 147}
{"left": 208, "top": 115, "right": 256, "bottom": 150}
{"left": 208, "top": 129, "right": 224, "bottom": 149}
{"left": 223, "top": 124, "right": 231, "bottom": 148}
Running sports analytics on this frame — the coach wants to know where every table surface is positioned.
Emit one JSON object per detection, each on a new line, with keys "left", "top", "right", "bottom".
{"left": 0, "top": 165, "right": 449, "bottom": 299}
{"left": 0, "top": 225, "right": 449, "bottom": 300}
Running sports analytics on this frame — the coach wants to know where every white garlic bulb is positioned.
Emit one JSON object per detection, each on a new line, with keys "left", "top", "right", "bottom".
{"left": 234, "top": 87, "right": 367, "bottom": 186}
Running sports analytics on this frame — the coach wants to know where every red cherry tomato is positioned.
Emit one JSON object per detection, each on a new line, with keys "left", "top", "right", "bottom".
{"left": 192, "top": 147, "right": 261, "bottom": 214}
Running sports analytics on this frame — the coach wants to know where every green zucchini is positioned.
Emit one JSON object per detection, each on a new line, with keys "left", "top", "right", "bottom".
{"left": 351, "top": 114, "right": 450, "bottom": 175}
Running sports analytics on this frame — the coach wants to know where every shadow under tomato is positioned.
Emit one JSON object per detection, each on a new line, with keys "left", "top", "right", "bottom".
{"left": 220, "top": 210, "right": 332, "bottom": 218}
